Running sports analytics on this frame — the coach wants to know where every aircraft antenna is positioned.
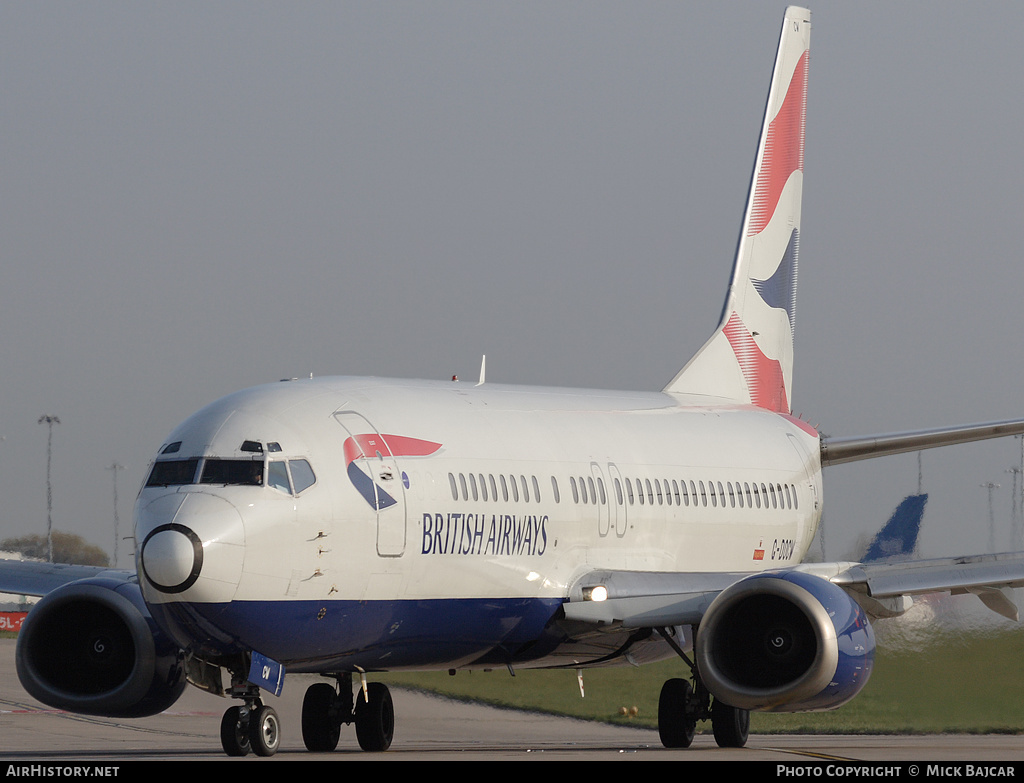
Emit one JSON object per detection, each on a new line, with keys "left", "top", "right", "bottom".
{"left": 476, "top": 355, "right": 486, "bottom": 386}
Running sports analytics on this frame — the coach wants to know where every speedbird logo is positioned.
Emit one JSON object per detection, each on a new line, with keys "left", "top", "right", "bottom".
{"left": 343, "top": 434, "right": 442, "bottom": 509}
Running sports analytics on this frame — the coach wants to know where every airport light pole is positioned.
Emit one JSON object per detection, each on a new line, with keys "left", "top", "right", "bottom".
{"left": 106, "top": 463, "right": 125, "bottom": 567}
{"left": 1006, "top": 466, "right": 1021, "bottom": 552}
{"left": 1018, "top": 434, "right": 1024, "bottom": 548}
{"left": 980, "top": 481, "right": 1000, "bottom": 554}
{"left": 38, "top": 415, "right": 60, "bottom": 563}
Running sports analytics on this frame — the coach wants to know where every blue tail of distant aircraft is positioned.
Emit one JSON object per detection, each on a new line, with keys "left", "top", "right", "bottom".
{"left": 862, "top": 494, "right": 928, "bottom": 562}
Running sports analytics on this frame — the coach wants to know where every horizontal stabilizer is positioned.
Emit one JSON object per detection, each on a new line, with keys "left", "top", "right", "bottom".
{"left": 820, "top": 419, "right": 1024, "bottom": 466}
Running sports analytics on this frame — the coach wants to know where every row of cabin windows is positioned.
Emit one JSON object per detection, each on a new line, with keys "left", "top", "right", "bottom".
{"left": 447, "top": 471, "right": 798, "bottom": 512}
{"left": 449, "top": 472, "right": 547, "bottom": 504}
{"left": 616, "top": 477, "right": 798, "bottom": 511}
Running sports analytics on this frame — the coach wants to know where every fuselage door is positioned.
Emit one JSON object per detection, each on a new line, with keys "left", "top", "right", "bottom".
{"left": 606, "top": 462, "right": 628, "bottom": 538}
{"left": 591, "top": 462, "right": 609, "bottom": 537}
{"left": 334, "top": 411, "right": 407, "bottom": 557}
{"left": 786, "top": 431, "right": 822, "bottom": 553}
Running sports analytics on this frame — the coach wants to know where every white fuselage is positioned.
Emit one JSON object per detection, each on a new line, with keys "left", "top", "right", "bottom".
{"left": 134, "top": 375, "right": 822, "bottom": 671}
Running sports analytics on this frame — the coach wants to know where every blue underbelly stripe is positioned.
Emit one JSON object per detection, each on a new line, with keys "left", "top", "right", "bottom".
{"left": 150, "top": 596, "right": 568, "bottom": 671}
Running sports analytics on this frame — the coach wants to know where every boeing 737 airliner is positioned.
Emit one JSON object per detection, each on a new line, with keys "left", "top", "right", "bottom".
{"left": 5, "top": 6, "right": 1024, "bottom": 756}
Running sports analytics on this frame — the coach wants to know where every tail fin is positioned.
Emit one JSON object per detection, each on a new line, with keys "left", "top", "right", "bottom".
{"left": 664, "top": 6, "right": 810, "bottom": 413}
{"left": 862, "top": 494, "right": 928, "bottom": 562}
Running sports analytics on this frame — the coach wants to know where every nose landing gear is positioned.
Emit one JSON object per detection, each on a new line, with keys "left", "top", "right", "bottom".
{"left": 220, "top": 696, "right": 281, "bottom": 757}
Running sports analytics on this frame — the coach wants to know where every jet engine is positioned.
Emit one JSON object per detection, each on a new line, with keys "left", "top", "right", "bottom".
{"left": 16, "top": 578, "right": 186, "bottom": 718}
{"left": 695, "top": 570, "right": 874, "bottom": 712}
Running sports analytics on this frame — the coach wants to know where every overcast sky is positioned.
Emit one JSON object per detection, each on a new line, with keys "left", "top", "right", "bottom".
{"left": 1, "top": 2, "right": 1023, "bottom": 572}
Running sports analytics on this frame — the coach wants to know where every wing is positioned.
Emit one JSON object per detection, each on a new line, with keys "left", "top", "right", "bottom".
{"left": 826, "top": 552, "right": 1024, "bottom": 621}
{"left": 0, "top": 559, "right": 134, "bottom": 598}
{"left": 561, "top": 552, "right": 1023, "bottom": 712}
{"left": 562, "top": 551, "right": 1024, "bottom": 627}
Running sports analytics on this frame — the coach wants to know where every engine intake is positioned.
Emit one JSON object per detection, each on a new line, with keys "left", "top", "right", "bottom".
{"left": 695, "top": 570, "right": 874, "bottom": 712}
{"left": 16, "top": 578, "right": 186, "bottom": 718}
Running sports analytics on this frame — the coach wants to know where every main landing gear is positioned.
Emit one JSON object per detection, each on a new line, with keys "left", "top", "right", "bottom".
{"left": 655, "top": 627, "right": 750, "bottom": 750}
{"left": 300, "top": 674, "right": 394, "bottom": 754}
{"left": 218, "top": 673, "right": 394, "bottom": 756}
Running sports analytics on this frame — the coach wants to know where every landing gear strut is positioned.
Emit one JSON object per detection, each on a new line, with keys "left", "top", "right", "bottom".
{"left": 219, "top": 694, "right": 281, "bottom": 757}
{"left": 655, "top": 626, "right": 750, "bottom": 750}
{"left": 217, "top": 672, "right": 396, "bottom": 757}
{"left": 300, "top": 674, "right": 394, "bottom": 753}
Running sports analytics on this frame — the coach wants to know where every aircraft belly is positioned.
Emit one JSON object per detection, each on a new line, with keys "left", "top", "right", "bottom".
{"left": 157, "top": 596, "right": 566, "bottom": 670}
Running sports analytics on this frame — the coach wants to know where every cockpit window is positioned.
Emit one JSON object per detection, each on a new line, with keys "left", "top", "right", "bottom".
{"left": 146, "top": 459, "right": 199, "bottom": 487}
{"left": 144, "top": 453, "right": 309, "bottom": 493}
{"left": 290, "top": 460, "right": 316, "bottom": 494}
{"left": 200, "top": 459, "right": 263, "bottom": 486}
{"left": 267, "top": 459, "right": 316, "bottom": 496}
{"left": 268, "top": 461, "right": 291, "bottom": 493}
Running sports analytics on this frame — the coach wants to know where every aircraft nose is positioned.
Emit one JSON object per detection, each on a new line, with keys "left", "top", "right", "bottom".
{"left": 136, "top": 492, "right": 245, "bottom": 603}
{"left": 140, "top": 524, "right": 202, "bottom": 592}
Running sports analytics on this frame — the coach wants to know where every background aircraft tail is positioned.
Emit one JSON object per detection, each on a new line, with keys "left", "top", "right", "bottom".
{"left": 862, "top": 494, "right": 928, "bottom": 563}
{"left": 664, "top": 6, "right": 810, "bottom": 413}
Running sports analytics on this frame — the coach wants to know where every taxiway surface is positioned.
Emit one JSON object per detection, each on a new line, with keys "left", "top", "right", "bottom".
{"left": 1, "top": 639, "right": 1021, "bottom": 762}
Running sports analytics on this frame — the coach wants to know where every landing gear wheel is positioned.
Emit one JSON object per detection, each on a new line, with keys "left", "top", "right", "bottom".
{"left": 220, "top": 706, "right": 250, "bottom": 757}
{"left": 249, "top": 704, "right": 281, "bottom": 757}
{"left": 658, "top": 678, "right": 697, "bottom": 748}
{"left": 302, "top": 682, "right": 342, "bottom": 752}
{"left": 711, "top": 699, "right": 750, "bottom": 748}
{"left": 354, "top": 682, "right": 394, "bottom": 752}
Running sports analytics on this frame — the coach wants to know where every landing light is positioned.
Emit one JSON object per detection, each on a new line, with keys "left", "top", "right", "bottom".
{"left": 584, "top": 585, "right": 608, "bottom": 602}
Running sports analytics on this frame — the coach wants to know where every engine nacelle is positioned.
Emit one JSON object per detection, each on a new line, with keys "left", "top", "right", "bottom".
{"left": 695, "top": 570, "right": 874, "bottom": 712}
{"left": 16, "top": 578, "right": 187, "bottom": 718}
